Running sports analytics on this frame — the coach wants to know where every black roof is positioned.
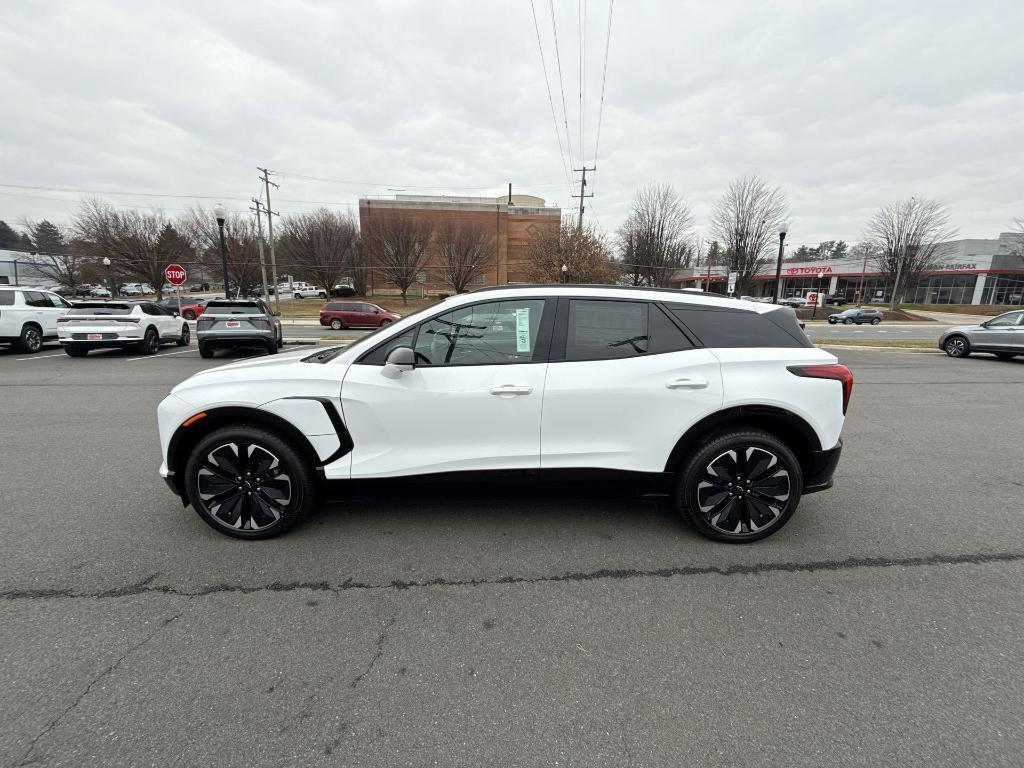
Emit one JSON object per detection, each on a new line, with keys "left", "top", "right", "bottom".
{"left": 469, "top": 283, "right": 731, "bottom": 299}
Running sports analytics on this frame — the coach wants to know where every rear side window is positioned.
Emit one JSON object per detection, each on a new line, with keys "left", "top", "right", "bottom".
{"left": 324, "top": 303, "right": 343, "bottom": 311}
{"left": 566, "top": 300, "right": 649, "bottom": 360}
{"left": 0, "top": 292, "right": 14, "bottom": 306}
{"left": 669, "top": 306, "right": 811, "bottom": 348}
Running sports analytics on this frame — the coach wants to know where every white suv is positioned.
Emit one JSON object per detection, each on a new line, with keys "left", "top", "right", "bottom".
{"left": 0, "top": 286, "right": 73, "bottom": 353}
{"left": 59, "top": 301, "right": 190, "bottom": 356}
{"left": 157, "top": 286, "right": 851, "bottom": 542}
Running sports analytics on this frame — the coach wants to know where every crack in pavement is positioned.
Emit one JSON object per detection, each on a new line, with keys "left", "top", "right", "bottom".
{"left": 15, "top": 612, "right": 184, "bottom": 766}
{"left": 2, "top": 551, "right": 1023, "bottom": 603}
{"left": 350, "top": 617, "right": 396, "bottom": 689}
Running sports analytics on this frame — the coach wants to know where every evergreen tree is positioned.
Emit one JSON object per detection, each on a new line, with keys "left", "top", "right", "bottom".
{"left": 0, "top": 220, "right": 21, "bottom": 249}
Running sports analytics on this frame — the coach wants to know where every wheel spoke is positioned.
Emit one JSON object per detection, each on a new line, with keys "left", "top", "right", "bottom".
{"left": 201, "top": 461, "right": 236, "bottom": 482}
{"left": 215, "top": 493, "right": 245, "bottom": 526}
{"left": 752, "top": 473, "right": 790, "bottom": 499}
{"left": 249, "top": 447, "right": 275, "bottom": 477}
{"left": 208, "top": 444, "right": 241, "bottom": 476}
{"left": 251, "top": 492, "right": 283, "bottom": 526}
{"left": 713, "top": 497, "right": 741, "bottom": 533}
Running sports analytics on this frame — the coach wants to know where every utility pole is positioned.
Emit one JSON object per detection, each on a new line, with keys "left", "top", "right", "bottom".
{"left": 572, "top": 166, "right": 595, "bottom": 230}
{"left": 250, "top": 198, "right": 271, "bottom": 302}
{"left": 257, "top": 167, "right": 281, "bottom": 314}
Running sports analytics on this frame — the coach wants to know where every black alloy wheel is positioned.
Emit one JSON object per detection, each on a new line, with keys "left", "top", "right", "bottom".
{"left": 139, "top": 327, "right": 160, "bottom": 355}
{"left": 185, "top": 426, "right": 314, "bottom": 538}
{"left": 177, "top": 325, "right": 190, "bottom": 346}
{"left": 676, "top": 429, "right": 803, "bottom": 543}
{"left": 17, "top": 325, "right": 43, "bottom": 353}
{"left": 944, "top": 335, "right": 970, "bottom": 358}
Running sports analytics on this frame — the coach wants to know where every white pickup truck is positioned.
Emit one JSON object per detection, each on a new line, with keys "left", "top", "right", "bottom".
{"left": 280, "top": 282, "right": 327, "bottom": 299}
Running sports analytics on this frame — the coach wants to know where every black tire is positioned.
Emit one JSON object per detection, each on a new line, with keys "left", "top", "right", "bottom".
{"left": 64, "top": 345, "right": 88, "bottom": 357}
{"left": 318, "top": 292, "right": 327, "bottom": 299}
{"left": 329, "top": 318, "right": 344, "bottom": 330}
{"left": 994, "top": 352, "right": 1016, "bottom": 360}
{"left": 177, "top": 324, "right": 190, "bottom": 346}
{"left": 828, "top": 318, "right": 837, "bottom": 325}
{"left": 184, "top": 424, "right": 315, "bottom": 539}
{"left": 266, "top": 340, "right": 279, "bottom": 355}
{"left": 16, "top": 324, "right": 43, "bottom": 353}
{"left": 842, "top": 318, "right": 853, "bottom": 325}
{"left": 139, "top": 327, "right": 159, "bottom": 355}
{"left": 944, "top": 335, "right": 970, "bottom": 358}
{"left": 293, "top": 293, "right": 301, "bottom": 300}
{"left": 183, "top": 310, "right": 196, "bottom": 320}
{"left": 198, "top": 342, "right": 215, "bottom": 359}
{"left": 674, "top": 428, "right": 803, "bottom": 543}
{"left": 379, "top": 318, "right": 392, "bottom": 327}
{"left": 870, "top": 317, "right": 881, "bottom": 325}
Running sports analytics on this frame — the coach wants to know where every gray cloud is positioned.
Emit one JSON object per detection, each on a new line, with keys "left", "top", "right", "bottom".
{"left": 1, "top": 0, "right": 1021, "bottom": 249}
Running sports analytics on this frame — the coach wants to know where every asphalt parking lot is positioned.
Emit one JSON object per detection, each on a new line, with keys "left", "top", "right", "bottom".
{"left": 1, "top": 345, "right": 1022, "bottom": 767}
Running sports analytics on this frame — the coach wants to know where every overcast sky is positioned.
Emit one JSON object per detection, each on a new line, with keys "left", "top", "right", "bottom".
{"left": 1, "top": 0, "right": 1021, "bottom": 249}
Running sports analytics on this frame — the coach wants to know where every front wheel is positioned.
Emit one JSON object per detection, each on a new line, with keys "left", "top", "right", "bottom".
{"left": 177, "top": 325, "right": 190, "bottom": 346}
{"left": 16, "top": 324, "right": 43, "bottom": 353}
{"left": 318, "top": 292, "right": 327, "bottom": 299}
{"left": 184, "top": 425, "right": 316, "bottom": 538}
{"left": 293, "top": 293, "right": 301, "bottom": 300}
{"left": 944, "top": 335, "right": 970, "bottom": 358}
{"left": 379, "top": 318, "right": 392, "bottom": 327}
{"left": 828, "top": 318, "right": 837, "bottom": 325}
{"left": 674, "top": 429, "right": 803, "bottom": 543}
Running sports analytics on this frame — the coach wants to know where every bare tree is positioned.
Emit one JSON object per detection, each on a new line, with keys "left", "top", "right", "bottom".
{"left": 617, "top": 184, "right": 695, "bottom": 287}
{"left": 183, "top": 207, "right": 265, "bottom": 298}
{"left": 278, "top": 209, "right": 359, "bottom": 294}
{"left": 364, "top": 212, "right": 434, "bottom": 304}
{"left": 74, "top": 199, "right": 192, "bottom": 300}
{"left": 1004, "top": 217, "right": 1024, "bottom": 259}
{"left": 864, "top": 197, "right": 958, "bottom": 310}
{"left": 18, "top": 219, "right": 89, "bottom": 291}
{"left": 436, "top": 221, "right": 493, "bottom": 293}
{"left": 709, "top": 175, "right": 788, "bottom": 294}
{"left": 524, "top": 219, "right": 618, "bottom": 284}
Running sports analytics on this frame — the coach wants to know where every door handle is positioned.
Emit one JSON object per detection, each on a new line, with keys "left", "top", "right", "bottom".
{"left": 490, "top": 384, "right": 533, "bottom": 396}
{"left": 666, "top": 377, "right": 708, "bottom": 390}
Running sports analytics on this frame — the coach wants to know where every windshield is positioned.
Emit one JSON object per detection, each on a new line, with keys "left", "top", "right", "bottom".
{"left": 204, "top": 302, "right": 261, "bottom": 315}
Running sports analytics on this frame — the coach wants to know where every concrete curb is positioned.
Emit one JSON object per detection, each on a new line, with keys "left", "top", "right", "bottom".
{"left": 817, "top": 344, "right": 942, "bottom": 354}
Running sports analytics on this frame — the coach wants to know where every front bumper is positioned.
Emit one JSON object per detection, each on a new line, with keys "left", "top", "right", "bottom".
{"left": 803, "top": 439, "right": 842, "bottom": 494}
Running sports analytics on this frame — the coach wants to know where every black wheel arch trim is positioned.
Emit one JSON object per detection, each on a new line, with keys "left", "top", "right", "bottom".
{"left": 165, "top": 402, "right": 353, "bottom": 500}
{"left": 664, "top": 405, "right": 824, "bottom": 479}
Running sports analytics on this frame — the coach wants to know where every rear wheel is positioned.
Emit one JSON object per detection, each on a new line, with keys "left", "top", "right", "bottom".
{"left": 184, "top": 425, "right": 315, "bottom": 539}
{"left": 944, "top": 335, "right": 970, "bottom": 358}
{"left": 16, "top": 324, "right": 43, "bottom": 353}
{"left": 842, "top": 318, "right": 853, "bottom": 325}
{"left": 995, "top": 352, "right": 1016, "bottom": 359}
{"left": 64, "top": 345, "right": 88, "bottom": 357}
{"left": 177, "top": 325, "right": 190, "bottom": 346}
{"left": 293, "top": 293, "right": 301, "bottom": 300}
{"left": 139, "top": 327, "right": 159, "bottom": 355}
{"left": 198, "top": 342, "right": 215, "bottom": 359}
{"left": 870, "top": 317, "right": 881, "bottom": 325}
{"left": 329, "top": 318, "right": 344, "bottom": 330}
{"left": 318, "top": 292, "right": 327, "bottom": 299}
{"left": 266, "top": 340, "right": 279, "bottom": 355}
{"left": 674, "top": 429, "right": 803, "bottom": 543}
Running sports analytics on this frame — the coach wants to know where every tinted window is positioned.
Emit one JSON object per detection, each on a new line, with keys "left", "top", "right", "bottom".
{"left": 325, "top": 303, "right": 343, "bottom": 311}
{"left": 68, "top": 305, "right": 133, "bottom": 315}
{"left": 45, "top": 293, "right": 70, "bottom": 308}
{"left": 204, "top": 302, "right": 260, "bottom": 315}
{"left": 648, "top": 305, "right": 694, "bottom": 354}
{"left": 670, "top": 306, "right": 809, "bottom": 348}
{"left": 0, "top": 292, "right": 14, "bottom": 306}
{"left": 25, "top": 291, "right": 51, "bottom": 308}
{"left": 414, "top": 299, "right": 546, "bottom": 366}
{"left": 358, "top": 304, "right": 376, "bottom": 313}
{"left": 566, "top": 300, "right": 648, "bottom": 361}
{"left": 360, "top": 329, "right": 416, "bottom": 365}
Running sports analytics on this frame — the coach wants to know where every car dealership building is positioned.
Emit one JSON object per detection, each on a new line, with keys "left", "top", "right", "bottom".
{"left": 672, "top": 233, "right": 1024, "bottom": 305}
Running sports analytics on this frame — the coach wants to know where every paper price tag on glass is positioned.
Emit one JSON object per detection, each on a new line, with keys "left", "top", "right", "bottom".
{"left": 515, "top": 308, "right": 531, "bottom": 353}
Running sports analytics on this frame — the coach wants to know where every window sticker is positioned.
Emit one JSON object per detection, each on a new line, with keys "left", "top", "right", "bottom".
{"left": 515, "top": 308, "right": 531, "bottom": 353}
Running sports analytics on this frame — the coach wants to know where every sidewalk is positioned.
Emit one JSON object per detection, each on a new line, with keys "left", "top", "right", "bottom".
{"left": 909, "top": 310, "right": 991, "bottom": 325}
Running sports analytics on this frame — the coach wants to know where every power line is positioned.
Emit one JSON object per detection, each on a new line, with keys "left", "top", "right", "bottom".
{"left": 593, "top": 0, "right": 615, "bottom": 167}
{"left": 529, "top": 0, "right": 574, "bottom": 197}
{"left": 548, "top": 0, "right": 576, "bottom": 169}
{"left": 269, "top": 170, "right": 565, "bottom": 191}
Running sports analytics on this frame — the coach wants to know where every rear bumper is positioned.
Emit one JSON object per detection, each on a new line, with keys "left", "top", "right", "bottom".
{"left": 197, "top": 334, "right": 274, "bottom": 348}
{"left": 60, "top": 338, "right": 141, "bottom": 350}
{"left": 803, "top": 439, "right": 842, "bottom": 494}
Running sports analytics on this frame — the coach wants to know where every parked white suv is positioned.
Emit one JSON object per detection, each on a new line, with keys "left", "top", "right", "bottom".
{"left": 0, "top": 286, "right": 73, "bottom": 353}
{"left": 157, "top": 286, "right": 851, "bottom": 541}
{"left": 59, "top": 301, "right": 190, "bottom": 356}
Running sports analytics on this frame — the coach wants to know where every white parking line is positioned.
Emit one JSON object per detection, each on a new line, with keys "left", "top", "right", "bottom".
{"left": 126, "top": 348, "right": 198, "bottom": 362}
{"left": 16, "top": 352, "right": 67, "bottom": 361}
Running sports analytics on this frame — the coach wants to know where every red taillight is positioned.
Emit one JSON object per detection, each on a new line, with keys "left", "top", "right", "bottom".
{"left": 249, "top": 316, "right": 271, "bottom": 328}
{"left": 788, "top": 364, "right": 854, "bottom": 414}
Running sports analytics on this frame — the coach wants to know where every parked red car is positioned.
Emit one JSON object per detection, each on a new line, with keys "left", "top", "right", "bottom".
{"left": 156, "top": 297, "right": 207, "bottom": 320}
{"left": 320, "top": 301, "right": 401, "bottom": 329}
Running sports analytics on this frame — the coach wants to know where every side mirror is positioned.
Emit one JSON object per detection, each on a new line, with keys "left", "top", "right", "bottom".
{"left": 383, "top": 346, "right": 416, "bottom": 376}
{"left": 980, "top": 321, "right": 989, "bottom": 328}
{"left": 373, "top": 308, "right": 381, "bottom": 313}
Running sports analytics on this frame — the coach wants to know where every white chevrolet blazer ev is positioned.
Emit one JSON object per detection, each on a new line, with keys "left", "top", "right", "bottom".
{"left": 157, "top": 285, "right": 851, "bottom": 543}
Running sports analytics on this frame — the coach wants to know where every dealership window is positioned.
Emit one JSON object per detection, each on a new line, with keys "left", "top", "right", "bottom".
{"left": 909, "top": 274, "right": 977, "bottom": 305}
{"left": 779, "top": 276, "right": 829, "bottom": 297}
{"left": 980, "top": 274, "right": 1024, "bottom": 305}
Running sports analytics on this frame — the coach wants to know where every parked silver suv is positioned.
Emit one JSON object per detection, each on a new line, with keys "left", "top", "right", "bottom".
{"left": 939, "top": 310, "right": 1024, "bottom": 358}
{"left": 196, "top": 299, "right": 282, "bottom": 358}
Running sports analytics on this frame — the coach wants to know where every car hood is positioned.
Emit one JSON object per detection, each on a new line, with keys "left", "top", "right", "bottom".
{"left": 171, "top": 346, "right": 350, "bottom": 395}
{"left": 943, "top": 323, "right": 982, "bottom": 335}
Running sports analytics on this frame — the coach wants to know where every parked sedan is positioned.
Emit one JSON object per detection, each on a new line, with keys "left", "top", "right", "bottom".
{"left": 781, "top": 296, "right": 808, "bottom": 308}
{"left": 939, "top": 310, "right": 1023, "bottom": 358}
{"left": 320, "top": 301, "right": 401, "bottom": 329}
{"left": 828, "top": 308, "right": 882, "bottom": 325}
{"left": 824, "top": 294, "right": 847, "bottom": 305}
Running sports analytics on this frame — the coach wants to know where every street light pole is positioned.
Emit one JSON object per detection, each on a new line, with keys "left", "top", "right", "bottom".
{"left": 214, "top": 204, "right": 230, "bottom": 298}
{"left": 561, "top": 263, "right": 568, "bottom": 284}
{"left": 102, "top": 257, "right": 112, "bottom": 297}
{"left": 773, "top": 224, "right": 788, "bottom": 303}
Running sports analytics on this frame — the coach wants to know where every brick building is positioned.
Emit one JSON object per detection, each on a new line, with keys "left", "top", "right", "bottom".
{"left": 358, "top": 194, "right": 561, "bottom": 294}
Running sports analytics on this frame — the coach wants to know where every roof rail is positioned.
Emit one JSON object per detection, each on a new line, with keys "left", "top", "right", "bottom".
{"left": 469, "top": 283, "right": 730, "bottom": 299}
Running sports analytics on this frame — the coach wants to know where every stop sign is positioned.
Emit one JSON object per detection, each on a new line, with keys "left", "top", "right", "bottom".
{"left": 164, "top": 263, "right": 187, "bottom": 286}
